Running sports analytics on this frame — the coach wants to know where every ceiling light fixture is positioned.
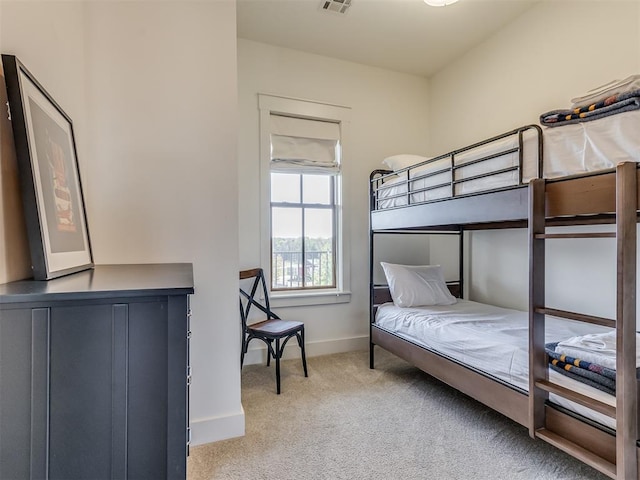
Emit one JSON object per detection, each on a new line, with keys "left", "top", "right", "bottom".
{"left": 424, "top": 0, "right": 459, "bottom": 6}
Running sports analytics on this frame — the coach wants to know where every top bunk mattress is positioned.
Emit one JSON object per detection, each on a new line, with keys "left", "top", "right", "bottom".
{"left": 375, "top": 299, "right": 616, "bottom": 429}
{"left": 544, "top": 109, "right": 640, "bottom": 177}
{"left": 374, "top": 110, "right": 640, "bottom": 210}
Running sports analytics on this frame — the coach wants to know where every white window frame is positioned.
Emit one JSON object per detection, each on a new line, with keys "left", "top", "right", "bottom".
{"left": 258, "top": 94, "right": 351, "bottom": 307}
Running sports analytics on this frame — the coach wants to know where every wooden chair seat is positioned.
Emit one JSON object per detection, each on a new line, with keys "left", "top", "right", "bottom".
{"left": 239, "top": 268, "right": 308, "bottom": 394}
{"left": 247, "top": 319, "right": 304, "bottom": 337}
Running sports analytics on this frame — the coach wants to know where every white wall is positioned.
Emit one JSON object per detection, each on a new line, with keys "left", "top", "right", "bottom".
{"left": 1, "top": 1, "right": 241, "bottom": 446}
{"left": 238, "top": 39, "right": 430, "bottom": 361}
{"left": 428, "top": 1, "right": 640, "bottom": 153}
{"left": 428, "top": 0, "right": 640, "bottom": 318}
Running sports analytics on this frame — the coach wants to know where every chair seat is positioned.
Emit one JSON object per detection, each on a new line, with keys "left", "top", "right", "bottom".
{"left": 248, "top": 319, "right": 303, "bottom": 336}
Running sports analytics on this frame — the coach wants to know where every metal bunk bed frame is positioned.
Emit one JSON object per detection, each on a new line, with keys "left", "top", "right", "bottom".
{"left": 369, "top": 129, "right": 640, "bottom": 479}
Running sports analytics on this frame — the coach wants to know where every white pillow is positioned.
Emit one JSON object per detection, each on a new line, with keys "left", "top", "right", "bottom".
{"left": 380, "top": 262, "right": 457, "bottom": 308}
{"left": 382, "top": 154, "right": 431, "bottom": 172}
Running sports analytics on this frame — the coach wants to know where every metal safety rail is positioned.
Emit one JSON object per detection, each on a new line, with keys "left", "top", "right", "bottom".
{"left": 370, "top": 124, "right": 543, "bottom": 213}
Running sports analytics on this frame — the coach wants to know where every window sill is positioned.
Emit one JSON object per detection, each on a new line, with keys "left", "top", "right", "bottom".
{"left": 270, "top": 290, "right": 351, "bottom": 308}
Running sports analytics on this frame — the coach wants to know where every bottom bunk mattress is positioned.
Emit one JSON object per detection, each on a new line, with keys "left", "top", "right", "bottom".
{"left": 374, "top": 299, "right": 616, "bottom": 429}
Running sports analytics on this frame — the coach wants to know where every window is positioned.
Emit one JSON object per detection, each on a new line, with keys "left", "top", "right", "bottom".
{"left": 258, "top": 95, "right": 351, "bottom": 306}
{"left": 271, "top": 172, "right": 336, "bottom": 290}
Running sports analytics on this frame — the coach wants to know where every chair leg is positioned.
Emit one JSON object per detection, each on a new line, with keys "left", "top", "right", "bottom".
{"left": 300, "top": 327, "right": 308, "bottom": 377}
{"left": 275, "top": 338, "right": 281, "bottom": 394}
{"left": 266, "top": 339, "right": 272, "bottom": 367}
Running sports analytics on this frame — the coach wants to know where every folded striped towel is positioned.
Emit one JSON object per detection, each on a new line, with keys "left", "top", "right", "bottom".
{"left": 546, "top": 342, "right": 617, "bottom": 395}
{"left": 540, "top": 89, "right": 640, "bottom": 127}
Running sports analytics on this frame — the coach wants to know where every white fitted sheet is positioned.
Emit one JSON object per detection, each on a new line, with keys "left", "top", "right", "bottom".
{"left": 375, "top": 299, "right": 617, "bottom": 429}
{"left": 376, "top": 110, "right": 640, "bottom": 210}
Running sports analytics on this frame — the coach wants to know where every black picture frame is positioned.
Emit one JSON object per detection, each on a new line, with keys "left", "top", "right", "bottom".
{"left": 2, "top": 54, "right": 93, "bottom": 280}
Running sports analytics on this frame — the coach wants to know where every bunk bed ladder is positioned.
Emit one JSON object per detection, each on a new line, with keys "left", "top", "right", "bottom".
{"left": 528, "top": 162, "right": 638, "bottom": 480}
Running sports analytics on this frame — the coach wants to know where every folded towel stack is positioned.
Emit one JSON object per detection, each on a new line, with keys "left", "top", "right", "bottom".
{"left": 570, "top": 74, "right": 640, "bottom": 108}
{"left": 540, "top": 74, "right": 640, "bottom": 127}
{"left": 554, "top": 330, "right": 640, "bottom": 370}
{"left": 546, "top": 341, "right": 617, "bottom": 395}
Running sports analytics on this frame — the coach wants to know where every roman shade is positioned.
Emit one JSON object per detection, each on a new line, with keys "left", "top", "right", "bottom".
{"left": 270, "top": 114, "right": 341, "bottom": 173}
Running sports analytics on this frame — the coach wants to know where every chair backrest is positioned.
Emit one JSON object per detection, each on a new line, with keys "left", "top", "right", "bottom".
{"left": 239, "top": 268, "right": 280, "bottom": 330}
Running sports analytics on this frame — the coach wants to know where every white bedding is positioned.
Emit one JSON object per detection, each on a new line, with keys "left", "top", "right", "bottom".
{"left": 376, "top": 110, "right": 640, "bottom": 209}
{"left": 375, "top": 299, "right": 617, "bottom": 429}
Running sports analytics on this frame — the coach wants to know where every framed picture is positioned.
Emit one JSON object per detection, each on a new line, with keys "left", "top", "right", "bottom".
{"left": 2, "top": 55, "right": 93, "bottom": 280}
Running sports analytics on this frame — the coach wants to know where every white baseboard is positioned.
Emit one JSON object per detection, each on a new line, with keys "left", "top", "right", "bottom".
{"left": 242, "top": 334, "right": 369, "bottom": 366}
{"left": 190, "top": 408, "right": 245, "bottom": 446}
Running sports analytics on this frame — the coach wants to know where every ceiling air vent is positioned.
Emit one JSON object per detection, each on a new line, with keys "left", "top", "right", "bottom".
{"left": 320, "top": 0, "right": 352, "bottom": 15}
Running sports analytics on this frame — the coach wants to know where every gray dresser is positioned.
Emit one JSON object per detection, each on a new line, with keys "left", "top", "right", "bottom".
{"left": 0, "top": 263, "right": 194, "bottom": 480}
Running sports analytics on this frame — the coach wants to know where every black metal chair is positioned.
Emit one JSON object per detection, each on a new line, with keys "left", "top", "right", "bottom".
{"left": 239, "top": 268, "right": 308, "bottom": 394}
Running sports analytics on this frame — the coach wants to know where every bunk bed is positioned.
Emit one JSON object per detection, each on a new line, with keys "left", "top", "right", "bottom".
{"left": 369, "top": 111, "right": 640, "bottom": 479}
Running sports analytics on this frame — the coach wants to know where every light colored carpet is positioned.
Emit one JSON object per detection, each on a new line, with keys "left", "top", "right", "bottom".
{"left": 187, "top": 349, "right": 608, "bottom": 480}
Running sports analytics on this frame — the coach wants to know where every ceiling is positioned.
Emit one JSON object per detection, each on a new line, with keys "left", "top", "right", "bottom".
{"left": 237, "top": 0, "right": 539, "bottom": 78}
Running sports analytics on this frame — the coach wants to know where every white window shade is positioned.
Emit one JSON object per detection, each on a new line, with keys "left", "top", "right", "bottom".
{"left": 270, "top": 114, "right": 341, "bottom": 173}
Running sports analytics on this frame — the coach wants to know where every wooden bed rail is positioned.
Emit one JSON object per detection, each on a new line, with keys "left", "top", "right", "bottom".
{"left": 545, "top": 166, "right": 640, "bottom": 217}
